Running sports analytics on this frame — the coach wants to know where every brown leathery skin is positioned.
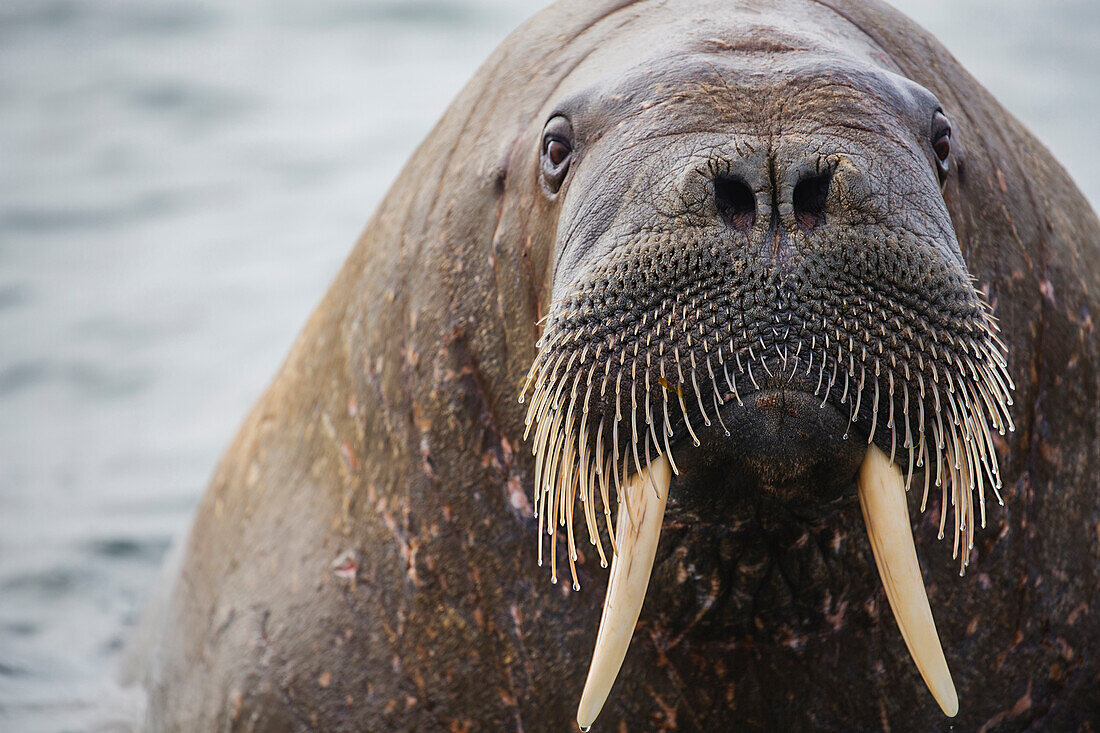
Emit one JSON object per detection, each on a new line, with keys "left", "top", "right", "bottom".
{"left": 140, "top": 0, "right": 1099, "bottom": 730}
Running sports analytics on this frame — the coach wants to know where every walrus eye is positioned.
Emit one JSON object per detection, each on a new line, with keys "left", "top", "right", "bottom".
{"left": 541, "top": 116, "right": 574, "bottom": 192}
{"left": 931, "top": 111, "right": 951, "bottom": 183}
{"left": 547, "top": 140, "right": 570, "bottom": 167}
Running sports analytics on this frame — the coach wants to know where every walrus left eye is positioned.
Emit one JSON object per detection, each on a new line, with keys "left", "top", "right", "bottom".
{"left": 931, "top": 111, "right": 951, "bottom": 183}
{"left": 547, "top": 140, "right": 570, "bottom": 166}
{"left": 541, "top": 115, "right": 574, "bottom": 193}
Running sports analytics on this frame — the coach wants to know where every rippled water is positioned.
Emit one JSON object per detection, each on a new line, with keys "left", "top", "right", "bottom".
{"left": 0, "top": 1, "right": 1096, "bottom": 730}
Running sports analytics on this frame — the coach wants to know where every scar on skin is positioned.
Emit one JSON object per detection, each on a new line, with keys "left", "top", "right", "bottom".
{"left": 657, "top": 375, "right": 683, "bottom": 397}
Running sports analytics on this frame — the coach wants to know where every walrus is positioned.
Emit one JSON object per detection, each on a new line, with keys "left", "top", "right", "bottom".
{"left": 134, "top": 0, "right": 1100, "bottom": 729}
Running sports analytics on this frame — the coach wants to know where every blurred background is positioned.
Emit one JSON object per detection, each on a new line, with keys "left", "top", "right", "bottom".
{"left": 0, "top": 0, "right": 1096, "bottom": 730}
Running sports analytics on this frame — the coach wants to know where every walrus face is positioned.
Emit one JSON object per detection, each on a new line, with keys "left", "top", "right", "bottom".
{"left": 519, "top": 52, "right": 1013, "bottom": 727}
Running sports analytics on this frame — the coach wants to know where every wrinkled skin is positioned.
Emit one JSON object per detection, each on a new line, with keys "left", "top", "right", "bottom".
{"left": 136, "top": 0, "right": 1100, "bottom": 730}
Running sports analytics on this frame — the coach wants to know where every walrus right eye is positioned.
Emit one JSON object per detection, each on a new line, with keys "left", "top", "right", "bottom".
{"left": 931, "top": 110, "right": 952, "bottom": 184}
{"left": 541, "top": 116, "right": 574, "bottom": 192}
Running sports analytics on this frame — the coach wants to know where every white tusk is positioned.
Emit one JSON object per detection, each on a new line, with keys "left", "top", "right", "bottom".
{"left": 858, "top": 443, "right": 959, "bottom": 717}
{"left": 576, "top": 455, "right": 672, "bottom": 731}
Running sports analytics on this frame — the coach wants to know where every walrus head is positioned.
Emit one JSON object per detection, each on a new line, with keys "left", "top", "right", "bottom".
{"left": 517, "top": 26, "right": 1014, "bottom": 730}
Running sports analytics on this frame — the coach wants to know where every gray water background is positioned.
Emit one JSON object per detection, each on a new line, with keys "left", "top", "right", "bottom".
{"left": 0, "top": 1, "right": 1096, "bottom": 730}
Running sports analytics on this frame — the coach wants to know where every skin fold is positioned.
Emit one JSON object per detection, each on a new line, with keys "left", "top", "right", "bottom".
{"left": 135, "top": 1, "right": 1099, "bottom": 730}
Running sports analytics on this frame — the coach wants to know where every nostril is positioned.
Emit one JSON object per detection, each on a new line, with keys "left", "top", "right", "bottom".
{"left": 793, "top": 171, "right": 830, "bottom": 230}
{"left": 715, "top": 175, "right": 755, "bottom": 231}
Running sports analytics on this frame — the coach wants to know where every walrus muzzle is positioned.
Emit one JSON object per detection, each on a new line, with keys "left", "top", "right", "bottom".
{"left": 520, "top": 244, "right": 1012, "bottom": 726}
{"left": 519, "top": 57, "right": 1014, "bottom": 729}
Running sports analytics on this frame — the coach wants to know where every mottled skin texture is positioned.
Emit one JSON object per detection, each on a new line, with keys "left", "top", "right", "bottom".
{"left": 141, "top": 0, "right": 1099, "bottom": 730}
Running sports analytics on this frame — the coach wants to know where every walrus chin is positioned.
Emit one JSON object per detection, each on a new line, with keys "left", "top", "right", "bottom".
{"left": 517, "top": 65, "right": 1016, "bottom": 721}
{"left": 570, "top": 446, "right": 961, "bottom": 728}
